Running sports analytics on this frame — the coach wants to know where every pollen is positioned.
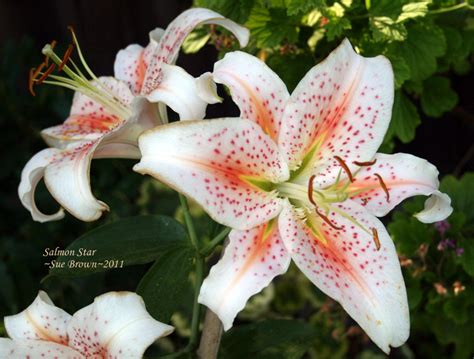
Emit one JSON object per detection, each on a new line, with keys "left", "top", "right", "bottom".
{"left": 353, "top": 159, "right": 377, "bottom": 166}
{"left": 371, "top": 227, "right": 381, "bottom": 251}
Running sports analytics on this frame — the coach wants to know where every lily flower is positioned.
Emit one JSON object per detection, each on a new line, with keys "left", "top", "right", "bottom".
{"left": 134, "top": 40, "right": 452, "bottom": 353}
{"left": 19, "top": 8, "right": 249, "bottom": 222}
{"left": 0, "top": 291, "right": 173, "bottom": 358}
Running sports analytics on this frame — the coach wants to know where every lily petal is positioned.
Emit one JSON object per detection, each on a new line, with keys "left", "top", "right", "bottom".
{"left": 114, "top": 28, "right": 164, "bottom": 95}
{"left": 414, "top": 190, "right": 453, "bottom": 223}
{"left": 279, "top": 201, "right": 409, "bottom": 354}
{"left": 279, "top": 39, "right": 394, "bottom": 187}
{"left": 67, "top": 292, "right": 173, "bottom": 358}
{"left": 41, "top": 77, "right": 133, "bottom": 148}
{"left": 0, "top": 339, "right": 84, "bottom": 359}
{"left": 141, "top": 7, "right": 250, "bottom": 95}
{"left": 349, "top": 153, "right": 452, "bottom": 219}
{"left": 201, "top": 51, "right": 290, "bottom": 140}
{"left": 199, "top": 221, "right": 290, "bottom": 330}
{"left": 135, "top": 118, "right": 289, "bottom": 230}
{"left": 146, "top": 64, "right": 208, "bottom": 120}
{"left": 43, "top": 141, "right": 109, "bottom": 222}
{"left": 4, "top": 291, "right": 71, "bottom": 344}
{"left": 18, "top": 148, "right": 65, "bottom": 223}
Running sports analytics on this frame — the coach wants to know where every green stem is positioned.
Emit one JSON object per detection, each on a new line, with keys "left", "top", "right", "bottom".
{"left": 429, "top": 2, "right": 473, "bottom": 15}
{"left": 189, "top": 255, "right": 204, "bottom": 348}
{"left": 201, "top": 227, "right": 231, "bottom": 257}
{"left": 179, "top": 193, "right": 199, "bottom": 249}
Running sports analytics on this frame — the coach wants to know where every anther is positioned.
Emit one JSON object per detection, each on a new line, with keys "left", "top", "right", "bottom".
{"left": 371, "top": 228, "right": 381, "bottom": 251}
{"left": 36, "top": 63, "right": 56, "bottom": 85}
{"left": 353, "top": 159, "right": 377, "bottom": 167}
{"left": 334, "top": 156, "right": 354, "bottom": 182}
{"left": 315, "top": 208, "right": 343, "bottom": 230}
{"left": 58, "top": 44, "right": 74, "bottom": 72}
{"left": 307, "top": 175, "right": 317, "bottom": 206}
{"left": 374, "top": 173, "right": 390, "bottom": 202}
{"left": 28, "top": 62, "right": 46, "bottom": 97}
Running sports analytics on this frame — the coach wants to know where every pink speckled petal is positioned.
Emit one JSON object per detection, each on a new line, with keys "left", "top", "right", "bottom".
{"left": 18, "top": 148, "right": 65, "bottom": 223}
{"left": 146, "top": 64, "right": 208, "bottom": 120}
{"left": 114, "top": 28, "right": 164, "bottom": 95}
{"left": 279, "top": 39, "right": 394, "bottom": 187}
{"left": 4, "top": 291, "right": 71, "bottom": 344}
{"left": 199, "top": 222, "right": 290, "bottom": 330}
{"left": 41, "top": 77, "right": 133, "bottom": 148}
{"left": 141, "top": 7, "right": 249, "bottom": 95}
{"left": 43, "top": 141, "right": 109, "bottom": 222}
{"left": 278, "top": 201, "right": 409, "bottom": 354}
{"left": 348, "top": 153, "right": 452, "bottom": 219}
{"left": 0, "top": 339, "right": 84, "bottom": 359}
{"left": 203, "top": 51, "right": 290, "bottom": 141}
{"left": 67, "top": 292, "right": 173, "bottom": 359}
{"left": 134, "top": 118, "right": 289, "bottom": 230}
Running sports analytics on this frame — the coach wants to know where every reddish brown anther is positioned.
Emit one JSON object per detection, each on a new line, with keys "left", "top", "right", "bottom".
{"left": 36, "top": 63, "right": 56, "bottom": 85}
{"left": 307, "top": 174, "right": 317, "bottom": 206}
{"left": 371, "top": 227, "right": 381, "bottom": 251}
{"left": 58, "top": 44, "right": 74, "bottom": 72}
{"left": 353, "top": 159, "right": 377, "bottom": 167}
{"left": 315, "top": 207, "right": 342, "bottom": 230}
{"left": 334, "top": 155, "right": 354, "bottom": 182}
{"left": 374, "top": 173, "right": 390, "bottom": 202}
{"left": 28, "top": 62, "right": 46, "bottom": 96}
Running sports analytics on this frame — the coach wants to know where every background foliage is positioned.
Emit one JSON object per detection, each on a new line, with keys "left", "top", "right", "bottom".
{"left": 1, "top": 0, "right": 473, "bottom": 358}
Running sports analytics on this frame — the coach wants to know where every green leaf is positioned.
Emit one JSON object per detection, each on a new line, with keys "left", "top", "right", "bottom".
{"left": 266, "top": 52, "right": 315, "bottom": 92}
{"left": 397, "top": 1, "right": 430, "bottom": 22}
{"left": 440, "top": 174, "right": 474, "bottom": 225}
{"left": 393, "top": 24, "right": 446, "bottom": 82}
{"left": 388, "top": 213, "right": 432, "bottom": 255}
{"left": 246, "top": 6, "right": 299, "bottom": 48}
{"left": 420, "top": 76, "right": 458, "bottom": 118}
{"left": 285, "top": 0, "right": 327, "bottom": 16}
{"left": 370, "top": 16, "right": 407, "bottom": 42}
{"left": 384, "top": 90, "right": 421, "bottom": 144}
{"left": 322, "top": 3, "right": 352, "bottom": 42}
{"left": 48, "top": 215, "right": 188, "bottom": 277}
{"left": 220, "top": 319, "right": 317, "bottom": 358}
{"left": 182, "top": 27, "right": 211, "bottom": 54}
{"left": 137, "top": 247, "right": 194, "bottom": 322}
{"left": 386, "top": 55, "right": 411, "bottom": 88}
{"left": 194, "top": 0, "right": 254, "bottom": 23}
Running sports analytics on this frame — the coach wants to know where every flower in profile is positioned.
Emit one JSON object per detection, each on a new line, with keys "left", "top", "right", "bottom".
{"left": 0, "top": 291, "right": 173, "bottom": 358}
{"left": 19, "top": 8, "right": 249, "bottom": 223}
{"left": 135, "top": 40, "right": 452, "bottom": 353}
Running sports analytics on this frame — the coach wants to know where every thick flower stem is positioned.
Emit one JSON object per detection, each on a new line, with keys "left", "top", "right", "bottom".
{"left": 189, "top": 254, "right": 204, "bottom": 349}
{"left": 200, "top": 227, "right": 231, "bottom": 257}
{"left": 179, "top": 193, "right": 199, "bottom": 249}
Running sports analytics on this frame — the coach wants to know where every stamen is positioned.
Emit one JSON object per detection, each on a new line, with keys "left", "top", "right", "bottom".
{"left": 58, "top": 44, "right": 74, "bottom": 71}
{"left": 28, "top": 63, "right": 46, "bottom": 96}
{"left": 374, "top": 173, "right": 390, "bottom": 202}
{"left": 334, "top": 156, "right": 354, "bottom": 182}
{"left": 353, "top": 159, "right": 377, "bottom": 167}
{"left": 371, "top": 228, "right": 381, "bottom": 250}
{"left": 36, "top": 63, "right": 56, "bottom": 85}
{"left": 307, "top": 175, "right": 317, "bottom": 206}
{"left": 361, "top": 198, "right": 368, "bottom": 206}
{"left": 315, "top": 207, "right": 342, "bottom": 230}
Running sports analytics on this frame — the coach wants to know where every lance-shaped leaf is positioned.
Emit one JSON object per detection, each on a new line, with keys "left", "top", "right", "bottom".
{"left": 135, "top": 118, "right": 289, "bottom": 230}
{"left": 67, "top": 292, "right": 173, "bottom": 358}
{"left": 348, "top": 153, "right": 453, "bottom": 221}
{"left": 198, "top": 51, "right": 290, "bottom": 140}
{"left": 199, "top": 222, "right": 290, "bottom": 330}
{"left": 278, "top": 201, "right": 409, "bottom": 354}
{"left": 279, "top": 39, "right": 394, "bottom": 187}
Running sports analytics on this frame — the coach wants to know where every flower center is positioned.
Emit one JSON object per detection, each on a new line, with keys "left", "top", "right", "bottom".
{"left": 28, "top": 27, "right": 131, "bottom": 120}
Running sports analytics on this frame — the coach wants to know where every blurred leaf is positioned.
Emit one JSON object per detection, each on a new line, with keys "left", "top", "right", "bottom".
{"left": 420, "top": 76, "right": 458, "bottom": 118}
{"left": 384, "top": 90, "right": 420, "bottom": 144}
{"left": 220, "top": 319, "right": 317, "bottom": 358}
{"left": 266, "top": 52, "right": 315, "bottom": 92}
{"left": 387, "top": 55, "right": 411, "bottom": 88}
{"left": 370, "top": 16, "right": 407, "bottom": 42}
{"left": 322, "top": 3, "right": 352, "bottom": 41}
{"left": 182, "top": 27, "right": 211, "bottom": 54}
{"left": 194, "top": 0, "right": 254, "bottom": 23}
{"left": 440, "top": 174, "right": 474, "bottom": 225}
{"left": 137, "top": 247, "right": 194, "bottom": 322}
{"left": 285, "top": 0, "right": 327, "bottom": 16}
{"left": 49, "top": 215, "right": 188, "bottom": 277}
{"left": 392, "top": 23, "right": 446, "bottom": 82}
{"left": 246, "top": 6, "right": 299, "bottom": 47}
